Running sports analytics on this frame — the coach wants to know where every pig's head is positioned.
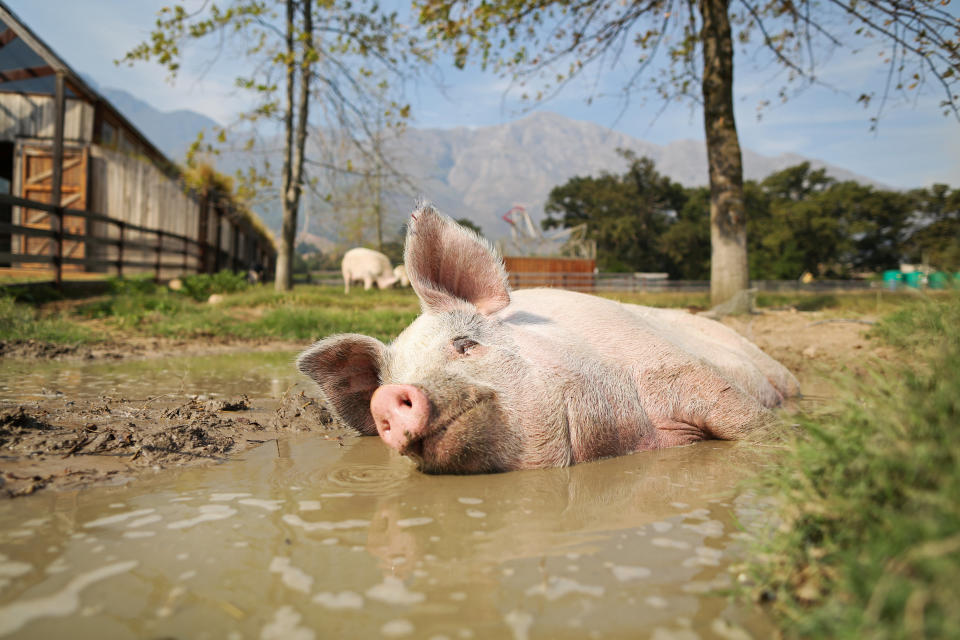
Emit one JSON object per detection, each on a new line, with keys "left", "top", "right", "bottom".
{"left": 298, "top": 205, "right": 544, "bottom": 473}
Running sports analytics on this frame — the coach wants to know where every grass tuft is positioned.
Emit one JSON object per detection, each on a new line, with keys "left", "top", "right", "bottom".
{"left": 0, "top": 297, "right": 102, "bottom": 344}
{"left": 746, "top": 293, "right": 960, "bottom": 638}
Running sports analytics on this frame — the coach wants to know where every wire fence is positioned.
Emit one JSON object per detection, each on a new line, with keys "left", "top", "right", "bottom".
{"left": 298, "top": 270, "right": 878, "bottom": 293}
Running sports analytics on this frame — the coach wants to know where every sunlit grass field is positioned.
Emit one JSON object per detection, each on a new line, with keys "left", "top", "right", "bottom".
{"left": 0, "top": 275, "right": 951, "bottom": 346}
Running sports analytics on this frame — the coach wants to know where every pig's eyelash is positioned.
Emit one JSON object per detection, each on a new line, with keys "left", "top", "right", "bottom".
{"left": 452, "top": 336, "right": 479, "bottom": 355}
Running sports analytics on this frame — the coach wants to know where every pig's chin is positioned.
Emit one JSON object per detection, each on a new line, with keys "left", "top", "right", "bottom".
{"left": 405, "top": 403, "right": 512, "bottom": 475}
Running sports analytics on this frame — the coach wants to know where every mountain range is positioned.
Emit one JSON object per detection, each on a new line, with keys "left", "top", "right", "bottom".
{"left": 97, "top": 84, "right": 882, "bottom": 240}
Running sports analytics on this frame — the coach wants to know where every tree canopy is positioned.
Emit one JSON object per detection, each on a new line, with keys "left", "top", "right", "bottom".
{"left": 416, "top": 0, "right": 960, "bottom": 309}
{"left": 545, "top": 155, "right": 960, "bottom": 279}
{"left": 123, "top": 0, "right": 427, "bottom": 289}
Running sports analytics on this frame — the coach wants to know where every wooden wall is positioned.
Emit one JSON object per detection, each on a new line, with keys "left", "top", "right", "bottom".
{"left": 0, "top": 95, "right": 94, "bottom": 143}
{"left": 88, "top": 144, "right": 201, "bottom": 273}
{"left": 503, "top": 256, "right": 596, "bottom": 290}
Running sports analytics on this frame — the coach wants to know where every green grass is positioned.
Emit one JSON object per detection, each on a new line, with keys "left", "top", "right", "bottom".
{"left": 0, "top": 297, "right": 102, "bottom": 345}
{"left": 746, "top": 293, "right": 960, "bottom": 638}
{"left": 69, "top": 283, "right": 420, "bottom": 343}
{"left": 1, "top": 280, "right": 947, "bottom": 347}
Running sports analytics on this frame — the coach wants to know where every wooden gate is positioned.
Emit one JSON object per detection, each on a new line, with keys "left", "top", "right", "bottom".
{"left": 18, "top": 143, "right": 88, "bottom": 269}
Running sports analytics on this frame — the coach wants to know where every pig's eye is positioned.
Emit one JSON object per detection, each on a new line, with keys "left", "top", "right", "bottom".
{"left": 452, "top": 336, "right": 479, "bottom": 355}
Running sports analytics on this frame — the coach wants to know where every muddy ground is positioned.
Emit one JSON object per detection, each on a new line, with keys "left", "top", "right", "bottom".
{"left": 0, "top": 389, "right": 342, "bottom": 498}
{"left": 0, "top": 309, "right": 887, "bottom": 498}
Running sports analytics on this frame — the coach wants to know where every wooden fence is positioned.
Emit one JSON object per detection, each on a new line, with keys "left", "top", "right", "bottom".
{"left": 0, "top": 192, "right": 249, "bottom": 286}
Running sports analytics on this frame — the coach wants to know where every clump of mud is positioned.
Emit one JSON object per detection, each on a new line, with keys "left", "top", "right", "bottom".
{"left": 0, "top": 339, "right": 132, "bottom": 360}
{"left": 0, "top": 390, "right": 340, "bottom": 498}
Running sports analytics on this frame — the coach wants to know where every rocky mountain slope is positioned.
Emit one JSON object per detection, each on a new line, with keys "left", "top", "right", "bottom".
{"left": 101, "top": 87, "right": 880, "bottom": 239}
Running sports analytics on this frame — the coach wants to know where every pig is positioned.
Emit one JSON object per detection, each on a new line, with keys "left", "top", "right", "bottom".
{"left": 299, "top": 204, "right": 800, "bottom": 474}
{"left": 341, "top": 247, "right": 399, "bottom": 293}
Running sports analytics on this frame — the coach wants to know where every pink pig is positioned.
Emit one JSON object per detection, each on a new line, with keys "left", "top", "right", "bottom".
{"left": 298, "top": 205, "right": 799, "bottom": 474}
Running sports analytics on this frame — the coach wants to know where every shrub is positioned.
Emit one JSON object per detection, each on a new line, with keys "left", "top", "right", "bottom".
{"left": 178, "top": 270, "right": 250, "bottom": 301}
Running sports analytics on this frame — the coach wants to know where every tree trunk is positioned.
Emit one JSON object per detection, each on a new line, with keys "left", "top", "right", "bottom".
{"left": 699, "top": 0, "right": 749, "bottom": 312}
{"left": 274, "top": 0, "right": 297, "bottom": 291}
{"left": 374, "top": 168, "right": 383, "bottom": 252}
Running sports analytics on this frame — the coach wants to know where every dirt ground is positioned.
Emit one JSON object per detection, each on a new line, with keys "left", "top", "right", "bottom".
{"left": 0, "top": 309, "right": 886, "bottom": 498}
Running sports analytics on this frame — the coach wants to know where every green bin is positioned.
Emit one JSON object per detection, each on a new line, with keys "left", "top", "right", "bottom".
{"left": 928, "top": 272, "right": 948, "bottom": 290}
{"left": 882, "top": 270, "right": 903, "bottom": 290}
{"left": 904, "top": 271, "right": 923, "bottom": 289}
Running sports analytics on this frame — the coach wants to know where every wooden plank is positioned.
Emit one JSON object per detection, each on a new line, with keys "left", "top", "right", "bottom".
{"left": 17, "top": 141, "right": 87, "bottom": 271}
{"left": 51, "top": 71, "right": 65, "bottom": 285}
{"left": 0, "top": 65, "right": 54, "bottom": 83}
{"left": 23, "top": 156, "right": 82, "bottom": 184}
{"left": 0, "top": 28, "right": 17, "bottom": 48}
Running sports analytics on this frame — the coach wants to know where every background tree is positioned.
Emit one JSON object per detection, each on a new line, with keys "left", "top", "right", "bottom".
{"left": 123, "top": 0, "right": 425, "bottom": 290}
{"left": 748, "top": 164, "right": 847, "bottom": 278}
{"left": 543, "top": 151, "right": 686, "bottom": 273}
{"left": 455, "top": 217, "right": 484, "bottom": 237}
{"left": 416, "top": 0, "right": 960, "bottom": 311}
{"left": 904, "top": 185, "right": 960, "bottom": 272}
{"left": 546, "top": 155, "right": 945, "bottom": 280}
{"left": 659, "top": 187, "right": 711, "bottom": 280}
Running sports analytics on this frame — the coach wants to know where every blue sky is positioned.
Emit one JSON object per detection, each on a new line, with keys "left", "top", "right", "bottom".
{"left": 8, "top": 0, "right": 959, "bottom": 188}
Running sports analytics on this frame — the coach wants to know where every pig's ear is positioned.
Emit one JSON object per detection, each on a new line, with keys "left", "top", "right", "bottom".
{"left": 404, "top": 203, "right": 511, "bottom": 315}
{"left": 297, "top": 334, "right": 386, "bottom": 436}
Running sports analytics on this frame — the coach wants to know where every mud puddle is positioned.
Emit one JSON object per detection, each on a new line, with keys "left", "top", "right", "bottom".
{"left": 0, "top": 435, "right": 774, "bottom": 639}
{"left": 0, "top": 351, "right": 334, "bottom": 496}
{"left": 0, "top": 350, "right": 306, "bottom": 402}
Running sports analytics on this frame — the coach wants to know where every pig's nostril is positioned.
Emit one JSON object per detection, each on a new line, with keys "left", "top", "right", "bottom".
{"left": 401, "top": 397, "right": 412, "bottom": 408}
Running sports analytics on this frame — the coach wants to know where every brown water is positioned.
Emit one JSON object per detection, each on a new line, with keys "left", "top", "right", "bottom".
{"left": 0, "top": 354, "right": 775, "bottom": 639}
{"left": 0, "top": 351, "right": 306, "bottom": 402}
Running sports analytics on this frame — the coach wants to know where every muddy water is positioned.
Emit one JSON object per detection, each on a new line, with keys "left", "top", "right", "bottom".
{"left": 0, "top": 351, "right": 306, "bottom": 402}
{"left": 0, "top": 353, "right": 775, "bottom": 639}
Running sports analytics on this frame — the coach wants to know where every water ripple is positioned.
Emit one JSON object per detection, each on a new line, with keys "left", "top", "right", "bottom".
{"left": 320, "top": 464, "right": 410, "bottom": 495}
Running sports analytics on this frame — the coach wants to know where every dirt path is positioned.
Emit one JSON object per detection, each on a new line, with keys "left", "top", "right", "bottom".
{"left": 0, "top": 309, "right": 888, "bottom": 498}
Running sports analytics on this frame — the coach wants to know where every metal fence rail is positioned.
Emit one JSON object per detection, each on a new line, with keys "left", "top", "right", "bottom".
{"left": 300, "top": 270, "right": 878, "bottom": 293}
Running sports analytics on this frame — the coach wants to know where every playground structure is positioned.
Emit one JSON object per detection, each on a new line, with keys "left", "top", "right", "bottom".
{"left": 497, "top": 205, "right": 596, "bottom": 260}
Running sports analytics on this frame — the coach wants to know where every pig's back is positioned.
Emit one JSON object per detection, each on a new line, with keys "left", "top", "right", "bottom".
{"left": 343, "top": 248, "right": 390, "bottom": 275}
{"left": 503, "top": 288, "right": 797, "bottom": 406}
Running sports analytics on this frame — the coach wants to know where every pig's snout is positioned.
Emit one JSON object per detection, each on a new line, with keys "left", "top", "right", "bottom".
{"left": 371, "top": 384, "right": 430, "bottom": 454}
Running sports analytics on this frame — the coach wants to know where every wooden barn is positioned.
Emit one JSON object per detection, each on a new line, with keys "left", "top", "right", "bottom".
{"left": 0, "top": 3, "right": 275, "bottom": 282}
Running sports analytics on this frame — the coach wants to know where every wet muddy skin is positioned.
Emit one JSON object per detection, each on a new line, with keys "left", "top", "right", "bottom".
{"left": 0, "top": 352, "right": 776, "bottom": 638}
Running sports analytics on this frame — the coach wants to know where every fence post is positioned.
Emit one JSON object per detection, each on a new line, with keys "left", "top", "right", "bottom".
{"left": 117, "top": 221, "right": 125, "bottom": 278}
{"left": 53, "top": 205, "right": 63, "bottom": 288}
{"left": 214, "top": 208, "right": 222, "bottom": 273}
{"left": 51, "top": 71, "right": 66, "bottom": 289}
{"left": 155, "top": 231, "right": 163, "bottom": 283}
{"left": 182, "top": 236, "right": 188, "bottom": 273}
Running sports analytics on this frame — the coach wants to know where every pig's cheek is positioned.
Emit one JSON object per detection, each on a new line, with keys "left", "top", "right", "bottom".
{"left": 425, "top": 403, "right": 516, "bottom": 474}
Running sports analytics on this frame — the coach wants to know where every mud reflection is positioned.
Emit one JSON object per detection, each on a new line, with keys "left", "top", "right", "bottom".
{"left": 0, "top": 432, "right": 774, "bottom": 639}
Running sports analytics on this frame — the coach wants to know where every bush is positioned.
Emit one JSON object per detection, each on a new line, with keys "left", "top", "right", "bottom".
{"left": 107, "top": 274, "right": 162, "bottom": 296}
{"left": 178, "top": 270, "right": 250, "bottom": 301}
